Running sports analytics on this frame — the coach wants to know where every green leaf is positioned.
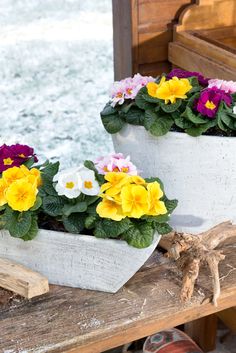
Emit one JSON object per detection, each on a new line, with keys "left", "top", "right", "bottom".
{"left": 7, "top": 211, "right": 32, "bottom": 238}
{"left": 22, "top": 217, "right": 39, "bottom": 241}
{"left": 122, "top": 223, "right": 154, "bottom": 248}
{"left": 124, "top": 107, "right": 145, "bottom": 125}
{"left": 121, "top": 102, "right": 135, "bottom": 113}
{"left": 145, "top": 213, "right": 170, "bottom": 224}
{"left": 149, "top": 116, "right": 174, "bottom": 136}
{"left": 164, "top": 198, "right": 178, "bottom": 214}
{"left": 186, "top": 120, "right": 216, "bottom": 136}
{"left": 142, "top": 94, "right": 160, "bottom": 104}
{"left": 63, "top": 213, "right": 86, "bottom": 234}
{"left": 84, "top": 160, "right": 105, "bottom": 184}
{"left": 100, "top": 103, "right": 117, "bottom": 116}
{"left": 41, "top": 161, "right": 60, "bottom": 179}
{"left": 30, "top": 195, "right": 42, "bottom": 211}
{"left": 220, "top": 112, "right": 236, "bottom": 130}
{"left": 174, "top": 116, "right": 194, "bottom": 129}
{"left": 42, "top": 196, "right": 64, "bottom": 216}
{"left": 155, "top": 222, "right": 173, "bottom": 234}
{"left": 135, "top": 88, "right": 156, "bottom": 110}
{"left": 181, "top": 106, "right": 207, "bottom": 124}
{"left": 101, "top": 113, "right": 124, "bottom": 134}
{"left": 160, "top": 100, "right": 181, "bottom": 113}
{"left": 94, "top": 218, "right": 132, "bottom": 239}
{"left": 41, "top": 174, "right": 58, "bottom": 196}
{"left": 85, "top": 215, "right": 98, "bottom": 229}
{"left": 23, "top": 156, "right": 35, "bottom": 169}
{"left": 144, "top": 110, "right": 157, "bottom": 131}
{"left": 63, "top": 201, "right": 87, "bottom": 216}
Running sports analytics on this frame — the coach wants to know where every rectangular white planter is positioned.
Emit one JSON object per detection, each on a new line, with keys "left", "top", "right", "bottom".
{"left": 0, "top": 229, "right": 160, "bottom": 293}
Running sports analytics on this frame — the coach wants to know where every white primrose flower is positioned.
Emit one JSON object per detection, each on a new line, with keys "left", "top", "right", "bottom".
{"left": 54, "top": 170, "right": 82, "bottom": 199}
{"left": 78, "top": 166, "right": 100, "bottom": 196}
{"left": 233, "top": 105, "right": 236, "bottom": 114}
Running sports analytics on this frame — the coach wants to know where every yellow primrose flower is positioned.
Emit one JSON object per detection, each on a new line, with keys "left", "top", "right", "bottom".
{"left": 2, "top": 166, "right": 25, "bottom": 185}
{"left": 121, "top": 184, "right": 149, "bottom": 218}
{"left": 0, "top": 178, "right": 8, "bottom": 207}
{"left": 20, "top": 165, "right": 42, "bottom": 187}
{"left": 147, "top": 77, "right": 166, "bottom": 97}
{"left": 101, "top": 172, "right": 130, "bottom": 196}
{"left": 147, "top": 181, "right": 167, "bottom": 216}
{"left": 155, "top": 77, "right": 192, "bottom": 104}
{"left": 129, "top": 175, "right": 146, "bottom": 185}
{"left": 96, "top": 198, "right": 125, "bottom": 221}
{"left": 6, "top": 179, "right": 38, "bottom": 212}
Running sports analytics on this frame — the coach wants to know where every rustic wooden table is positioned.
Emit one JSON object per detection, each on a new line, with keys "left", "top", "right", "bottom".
{"left": 0, "top": 246, "right": 235, "bottom": 353}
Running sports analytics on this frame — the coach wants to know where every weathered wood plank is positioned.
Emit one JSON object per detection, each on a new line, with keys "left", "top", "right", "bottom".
{"left": 0, "top": 247, "right": 235, "bottom": 353}
{"left": 0, "top": 257, "right": 49, "bottom": 299}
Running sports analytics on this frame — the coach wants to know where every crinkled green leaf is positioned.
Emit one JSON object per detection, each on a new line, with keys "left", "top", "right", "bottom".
{"left": 101, "top": 113, "right": 124, "bottom": 134}
{"left": 186, "top": 120, "right": 216, "bottom": 136}
{"left": 181, "top": 106, "right": 207, "bottom": 124}
{"left": 22, "top": 217, "right": 39, "bottom": 241}
{"left": 122, "top": 223, "right": 154, "bottom": 248}
{"left": 149, "top": 115, "right": 174, "bottom": 137}
{"left": 135, "top": 88, "right": 156, "bottom": 110}
{"left": 7, "top": 211, "right": 32, "bottom": 238}
{"left": 63, "top": 213, "right": 86, "bottom": 234}
{"left": 63, "top": 201, "right": 87, "bottom": 216}
{"left": 124, "top": 107, "right": 145, "bottom": 125}
{"left": 163, "top": 198, "right": 178, "bottom": 214}
{"left": 42, "top": 196, "right": 64, "bottom": 216}
{"left": 85, "top": 215, "right": 98, "bottom": 229}
{"left": 160, "top": 100, "right": 181, "bottom": 113}
{"left": 101, "top": 103, "right": 117, "bottom": 116}
{"left": 41, "top": 161, "right": 59, "bottom": 179}
{"left": 155, "top": 222, "right": 172, "bottom": 235}
{"left": 30, "top": 196, "right": 42, "bottom": 211}
{"left": 94, "top": 218, "right": 132, "bottom": 239}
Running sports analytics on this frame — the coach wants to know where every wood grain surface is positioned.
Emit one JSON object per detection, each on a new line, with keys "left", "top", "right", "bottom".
{"left": 0, "top": 257, "right": 49, "bottom": 299}
{"left": 0, "top": 246, "right": 235, "bottom": 353}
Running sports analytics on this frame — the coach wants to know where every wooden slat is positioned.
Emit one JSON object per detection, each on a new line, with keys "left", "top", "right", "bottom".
{"left": 169, "top": 42, "right": 236, "bottom": 80}
{"left": 0, "top": 258, "right": 49, "bottom": 299}
{"left": 185, "top": 314, "right": 218, "bottom": 352}
{"left": 0, "top": 248, "right": 236, "bottom": 353}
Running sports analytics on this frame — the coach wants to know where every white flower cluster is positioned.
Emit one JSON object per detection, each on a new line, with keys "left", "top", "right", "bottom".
{"left": 53, "top": 166, "right": 100, "bottom": 199}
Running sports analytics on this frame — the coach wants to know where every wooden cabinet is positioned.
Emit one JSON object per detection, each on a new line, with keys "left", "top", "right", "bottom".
{"left": 169, "top": 0, "right": 236, "bottom": 79}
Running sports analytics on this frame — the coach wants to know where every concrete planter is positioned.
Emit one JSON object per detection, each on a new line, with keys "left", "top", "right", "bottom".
{"left": 0, "top": 229, "right": 160, "bottom": 293}
{"left": 112, "top": 125, "right": 236, "bottom": 233}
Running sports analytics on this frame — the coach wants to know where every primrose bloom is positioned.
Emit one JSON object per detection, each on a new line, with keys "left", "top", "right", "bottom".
{"left": 208, "top": 79, "right": 236, "bottom": 94}
{"left": 147, "top": 76, "right": 192, "bottom": 104}
{"left": 0, "top": 143, "right": 37, "bottom": 173}
{"left": 96, "top": 197, "right": 125, "bottom": 221}
{"left": 167, "top": 69, "right": 209, "bottom": 86}
{"left": 110, "top": 74, "right": 155, "bottom": 107}
{"left": 147, "top": 182, "right": 167, "bottom": 216}
{"left": 195, "top": 87, "right": 232, "bottom": 118}
{"left": 54, "top": 170, "right": 82, "bottom": 199}
{"left": 77, "top": 166, "right": 100, "bottom": 196}
{"left": 95, "top": 153, "right": 137, "bottom": 175}
{"left": 121, "top": 184, "right": 149, "bottom": 218}
{"left": 5, "top": 179, "right": 38, "bottom": 212}
{"left": 0, "top": 178, "right": 7, "bottom": 206}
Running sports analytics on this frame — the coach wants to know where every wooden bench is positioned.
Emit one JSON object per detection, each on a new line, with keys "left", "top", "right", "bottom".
{"left": 0, "top": 245, "right": 235, "bottom": 353}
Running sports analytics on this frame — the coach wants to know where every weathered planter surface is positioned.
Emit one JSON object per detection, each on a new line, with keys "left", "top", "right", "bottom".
{"left": 0, "top": 229, "right": 160, "bottom": 293}
{"left": 113, "top": 125, "right": 236, "bottom": 233}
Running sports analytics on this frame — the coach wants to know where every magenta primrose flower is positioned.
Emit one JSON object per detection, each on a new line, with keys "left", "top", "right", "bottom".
{"left": 167, "top": 69, "right": 209, "bottom": 86}
{"left": 95, "top": 153, "right": 138, "bottom": 175}
{"left": 0, "top": 143, "right": 38, "bottom": 173}
{"left": 195, "top": 87, "right": 232, "bottom": 118}
{"left": 110, "top": 73, "right": 155, "bottom": 107}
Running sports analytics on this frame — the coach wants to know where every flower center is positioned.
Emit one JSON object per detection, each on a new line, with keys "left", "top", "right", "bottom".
{"left": 113, "top": 167, "right": 119, "bottom": 172}
{"left": 3, "top": 158, "right": 14, "bottom": 166}
{"left": 66, "top": 181, "right": 75, "bottom": 189}
{"left": 19, "top": 153, "right": 26, "bottom": 158}
{"left": 116, "top": 92, "right": 123, "bottom": 98}
{"left": 84, "top": 181, "right": 93, "bottom": 189}
{"left": 126, "top": 88, "right": 132, "bottom": 95}
{"left": 121, "top": 167, "right": 129, "bottom": 173}
{"left": 205, "top": 100, "right": 216, "bottom": 110}
{"left": 103, "top": 166, "right": 109, "bottom": 172}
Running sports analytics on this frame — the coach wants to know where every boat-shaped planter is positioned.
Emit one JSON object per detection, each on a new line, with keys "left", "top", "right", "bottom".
{"left": 0, "top": 229, "right": 160, "bottom": 293}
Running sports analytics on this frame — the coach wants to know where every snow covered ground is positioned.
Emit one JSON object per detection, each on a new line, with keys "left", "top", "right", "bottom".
{"left": 0, "top": 0, "right": 113, "bottom": 168}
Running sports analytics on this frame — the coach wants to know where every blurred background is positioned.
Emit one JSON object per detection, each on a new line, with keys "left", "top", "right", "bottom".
{"left": 0, "top": 0, "right": 113, "bottom": 168}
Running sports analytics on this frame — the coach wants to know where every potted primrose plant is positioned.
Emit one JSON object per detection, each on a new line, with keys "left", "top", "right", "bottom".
{"left": 0, "top": 144, "right": 176, "bottom": 293}
{"left": 101, "top": 70, "right": 236, "bottom": 233}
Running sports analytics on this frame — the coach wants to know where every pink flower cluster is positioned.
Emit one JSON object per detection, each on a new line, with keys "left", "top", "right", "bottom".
{"left": 208, "top": 79, "right": 236, "bottom": 94}
{"left": 110, "top": 73, "right": 155, "bottom": 107}
{"left": 95, "top": 153, "right": 138, "bottom": 175}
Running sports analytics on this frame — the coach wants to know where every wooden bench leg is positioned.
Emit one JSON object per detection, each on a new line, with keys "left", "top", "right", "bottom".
{"left": 185, "top": 314, "right": 218, "bottom": 352}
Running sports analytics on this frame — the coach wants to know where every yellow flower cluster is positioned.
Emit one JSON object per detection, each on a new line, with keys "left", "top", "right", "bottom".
{"left": 96, "top": 172, "right": 167, "bottom": 221}
{"left": 0, "top": 165, "right": 41, "bottom": 212}
{"left": 147, "top": 76, "right": 192, "bottom": 104}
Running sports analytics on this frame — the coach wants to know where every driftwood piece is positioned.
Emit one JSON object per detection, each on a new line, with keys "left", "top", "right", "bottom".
{"left": 159, "top": 221, "right": 236, "bottom": 306}
{"left": 0, "top": 257, "right": 49, "bottom": 299}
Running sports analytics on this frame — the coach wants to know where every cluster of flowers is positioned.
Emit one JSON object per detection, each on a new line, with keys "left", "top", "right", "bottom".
{"left": 0, "top": 165, "right": 41, "bottom": 212}
{"left": 97, "top": 172, "right": 167, "bottom": 221}
{"left": 95, "top": 153, "right": 137, "bottom": 175}
{"left": 0, "top": 144, "right": 37, "bottom": 173}
{"left": 110, "top": 73, "right": 154, "bottom": 107}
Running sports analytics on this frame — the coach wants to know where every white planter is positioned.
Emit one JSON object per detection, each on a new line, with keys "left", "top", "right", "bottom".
{"left": 0, "top": 229, "right": 160, "bottom": 293}
{"left": 112, "top": 125, "right": 236, "bottom": 233}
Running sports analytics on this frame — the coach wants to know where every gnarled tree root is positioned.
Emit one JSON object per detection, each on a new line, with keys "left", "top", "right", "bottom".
{"left": 159, "top": 221, "right": 236, "bottom": 306}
